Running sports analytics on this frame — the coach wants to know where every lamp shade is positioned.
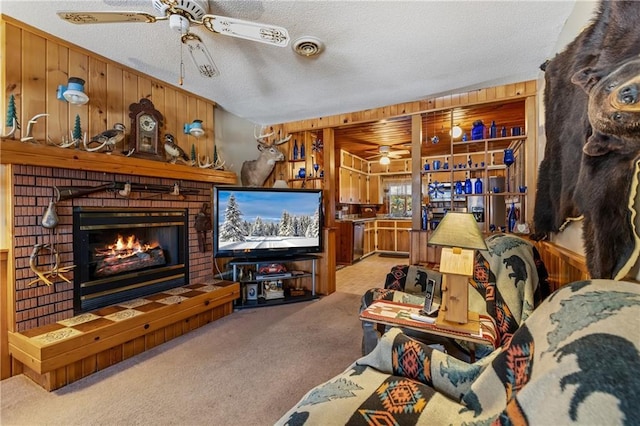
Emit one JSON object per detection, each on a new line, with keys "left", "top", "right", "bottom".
{"left": 428, "top": 212, "right": 487, "bottom": 250}
{"left": 379, "top": 155, "right": 391, "bottom": 165}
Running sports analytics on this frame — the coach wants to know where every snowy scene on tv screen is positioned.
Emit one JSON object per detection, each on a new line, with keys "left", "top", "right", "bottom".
{"left": 218, "top": 191, "right": 320, "bottom": 250}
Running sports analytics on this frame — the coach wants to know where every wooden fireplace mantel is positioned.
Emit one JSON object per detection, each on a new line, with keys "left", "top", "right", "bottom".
{"left": 0, "top": 140, "right": 237, "bottom": 185}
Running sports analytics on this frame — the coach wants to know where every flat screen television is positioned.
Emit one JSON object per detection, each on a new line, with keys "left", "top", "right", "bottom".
{"left": 213, "top": 186, "right": 323, "bottom": 259}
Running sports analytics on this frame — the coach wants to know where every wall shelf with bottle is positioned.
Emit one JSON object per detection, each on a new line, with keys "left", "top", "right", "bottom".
{"left": 279, "top": 131, "right": 324, "bottom": 189}
{"left": 419, "top": 100, "right": 529, "bottom": 233}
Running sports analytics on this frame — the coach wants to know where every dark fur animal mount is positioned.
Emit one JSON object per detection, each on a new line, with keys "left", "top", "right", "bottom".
{"left": 572, "top": 57, "right": 640, "bottom": 149}
{"left": 534, "top": 0, "right": 640, "bottom": 240}
{"left": 533, "top": 1, "right": 640, "bottom": 279}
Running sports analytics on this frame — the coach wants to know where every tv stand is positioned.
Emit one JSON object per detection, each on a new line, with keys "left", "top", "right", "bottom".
{"left": 229, "top": 255, "right": 319, "bottom": 309}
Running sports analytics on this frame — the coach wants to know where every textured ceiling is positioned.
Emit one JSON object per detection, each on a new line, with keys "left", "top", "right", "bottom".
{"left": 2, "top": 1, "right": 581, "bottom": 125}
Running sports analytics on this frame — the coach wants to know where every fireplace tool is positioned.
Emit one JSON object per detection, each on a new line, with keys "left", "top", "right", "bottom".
{"left": 30, "top": 190, "right": 75, "bottom": 286}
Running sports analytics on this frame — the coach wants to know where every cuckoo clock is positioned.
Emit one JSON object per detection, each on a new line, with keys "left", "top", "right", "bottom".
{"left": 129, "top": 98, "right": 164, "bottom": 160}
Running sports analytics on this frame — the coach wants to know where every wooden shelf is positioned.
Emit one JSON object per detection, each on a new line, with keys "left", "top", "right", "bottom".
{"left": 0, "top": 140, "right": 238, "bottom": 185}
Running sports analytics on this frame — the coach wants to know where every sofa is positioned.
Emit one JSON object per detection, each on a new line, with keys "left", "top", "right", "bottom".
{"left": 362, "top": 234, "right": 550, "bottom": 358}
{"left": 276, "top": 279, "right": 640, "bottom": 425}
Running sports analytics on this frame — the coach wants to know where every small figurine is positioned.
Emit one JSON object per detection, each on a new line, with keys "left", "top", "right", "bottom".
{"left": 194, "top": 202, "right": 212, "bottom": 252}
{"left": 84, "top": 123, "right": 126, "bottom": 153}
{"left": 164, "top": 133, "right": 192, "bottom": 164}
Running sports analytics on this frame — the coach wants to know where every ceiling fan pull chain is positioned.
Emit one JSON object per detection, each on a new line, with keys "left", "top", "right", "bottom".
{"left": 179, "top": 31, "right": 185, "bottom": 86}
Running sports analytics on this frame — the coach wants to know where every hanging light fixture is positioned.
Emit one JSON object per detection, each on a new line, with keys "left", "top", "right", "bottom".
{"left": 56, "top": 77, "right": 89, "bottom": 105}
{"left": 184, "top": 119, "right": 205, "bottom": 138}
{"left": 379, "top": 155, "right": 391, "bottom": 165}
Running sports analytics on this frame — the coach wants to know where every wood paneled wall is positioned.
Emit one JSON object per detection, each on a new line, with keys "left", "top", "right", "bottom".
{"left": 280, "top": 81, "right": 537, "bottom": 133}
{"left": 1, "top": 15, "right": 215, "bottom": 159}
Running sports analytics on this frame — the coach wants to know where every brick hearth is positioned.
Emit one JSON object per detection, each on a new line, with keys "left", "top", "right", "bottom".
{"left": 12, "top": 164, "right": 214, "bottom": 332}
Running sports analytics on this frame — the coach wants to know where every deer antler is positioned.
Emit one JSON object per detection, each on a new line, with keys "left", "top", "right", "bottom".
{"left": 21, "top": 113, "right": 49, "bottom": 142}
{"left": 272, "top": 132, "right": 292, "bottom": 145}
{"left": 254, "top": 124, "right": 275, "bottom": 143}
{"left": 198, "top": 155, "right": 213, "bottom": 168}
{"left": 84, "top": 136, "right": 108, "bottom": 152}
{"left": 47, "top": 131, "right": 80, "bottom": 148}
{"left": 1, "top": 117, "right": 17, "bottom": 139}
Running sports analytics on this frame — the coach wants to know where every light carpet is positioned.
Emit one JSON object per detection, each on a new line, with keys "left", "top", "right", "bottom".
{"left": 0, "top": 255, "right": 400, "bottom": 425}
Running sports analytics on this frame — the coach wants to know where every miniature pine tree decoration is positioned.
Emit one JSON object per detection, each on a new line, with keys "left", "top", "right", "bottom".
{"left": 73, "top": 114, "right": 82, "bottom": 140}
{"left": 191, "top": 144, "right": 197, "bottom": 163}
{"left": 71, "top": 114, "right": 84, "bottom": 148}
{"left": 6, "top": 94, "right": 20, "bottom": 130}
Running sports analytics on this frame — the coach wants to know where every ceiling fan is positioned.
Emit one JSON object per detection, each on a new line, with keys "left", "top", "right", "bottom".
{"left": 57, "top": 0, "right": 290, "bottom": 82}
{"left": 366, "top": 145, "right": 410, "bottom": 160}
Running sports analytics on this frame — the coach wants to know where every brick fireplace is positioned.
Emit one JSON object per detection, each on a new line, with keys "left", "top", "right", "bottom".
{"left": 12, "top": 164, "right": 214, "bottom": 332}
{"left": 72, "top": 207, "right": 189, "bottom": 312}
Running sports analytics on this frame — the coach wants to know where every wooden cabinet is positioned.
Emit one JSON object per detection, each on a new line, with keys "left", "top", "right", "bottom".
{"left": 364, "top": 221, "right": 376, "bottom": 256}
{"left": 375, "top": 220, "right": 411, "bottom": 253}
{"left": 339, "top": 168, "right": 352, "bottom": 203}
{"left": 337, "top": 221, "right": 354, "bottom": 264}
{"left": 368, "top": 174, "right": 380, "bottom": 204}
{"left": 377, "top": 228, "right": 395, "bottom": 252}
{"left": 338, "top": 149, "right": 383, "bottom": 205}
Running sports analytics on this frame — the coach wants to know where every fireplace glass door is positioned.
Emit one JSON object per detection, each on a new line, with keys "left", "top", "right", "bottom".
{"left": 73, "top": 208, "right": 189, "bottom": 312}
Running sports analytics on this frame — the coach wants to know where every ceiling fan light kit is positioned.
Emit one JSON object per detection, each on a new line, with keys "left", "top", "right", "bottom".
{"left": 379, "top": 155, "right": 391, "bottom": 165}
{"left": 57, "top": 0, "right": 290, "bottom": 81}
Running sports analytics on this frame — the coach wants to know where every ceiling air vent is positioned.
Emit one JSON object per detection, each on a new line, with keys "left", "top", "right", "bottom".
{"left": 292, "top": 36, "right": 324, "bottom": 57}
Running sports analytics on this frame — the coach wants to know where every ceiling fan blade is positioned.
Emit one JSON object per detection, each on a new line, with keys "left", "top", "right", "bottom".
{"left": 182, "top": 33, "right": 219, "bottom": 78}
{"left": 201, "top": 15, "right": 289, "bottom": 47}
{"left": 57, "top": 11, "right": 163, "bottom": 24}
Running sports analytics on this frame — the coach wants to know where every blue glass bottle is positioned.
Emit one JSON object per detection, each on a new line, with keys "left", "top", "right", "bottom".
{"left": 474, "top": 178, "right": 483, "bottom": 194}
{"left": 455, "top": 180, "right": 463, "bottom": 195}
{"left": 300, "top": 142, "right": 305, "bottom": 159}
{"left": 464, "top": 177, "right": 472, "bottom": 194}
{"left": 293, "top": 140, "right": 299, "bottom": 160}
{"left": 501, "top": 126, "right": 507, "bottom": 137}
{"left": 471, "top": 120, "right": 485, "bottom": 140}
{"left": 508, "top": 203, "right": 517, "bottom": 232}
{"left": 489, "top": 121, "right": 497, "bottom": 138}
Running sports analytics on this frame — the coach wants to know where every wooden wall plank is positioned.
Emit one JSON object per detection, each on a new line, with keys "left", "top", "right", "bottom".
{"left": 137, "top": 76, "right": 152, "bottom": 101}
{"left": 3, "top": 23, "right": 22, "bottom": 139}
{"left": 122, "top": 69, "right": 139, "bottom": 149}
{"left": 106, "top": 63, "right": 124, "bottom": 148}
{"left": 88, "top": 57, "right": 108, "bottom": 136}
{"left": 22, "top": 31, "right": 47, "bottom": 142}
{"left": 45, "top": 40, "right": 69, "bottom": 139}
{"left": 67, "top": 49, "right": 89, "bottom": 142}
{"left": 164, "top": 87, "right": 178, "bottom": 148}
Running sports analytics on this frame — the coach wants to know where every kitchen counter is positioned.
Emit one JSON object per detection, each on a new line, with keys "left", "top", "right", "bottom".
{"left": 337, "top": 217, "right": 411, "bottom": 222}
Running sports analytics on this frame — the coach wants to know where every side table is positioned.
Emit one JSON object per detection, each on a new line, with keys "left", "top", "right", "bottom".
{"left": 360, "top": 299, "right": 498, "bottom": 362}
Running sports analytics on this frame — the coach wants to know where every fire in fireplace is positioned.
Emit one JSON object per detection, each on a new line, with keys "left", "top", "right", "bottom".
{"left": 73, "top": 207, "right": 189, "bottom": 312}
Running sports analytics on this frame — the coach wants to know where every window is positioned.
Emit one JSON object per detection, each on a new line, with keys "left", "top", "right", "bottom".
{"left": 384, "top": 178, "right": 412, "bottom": 217}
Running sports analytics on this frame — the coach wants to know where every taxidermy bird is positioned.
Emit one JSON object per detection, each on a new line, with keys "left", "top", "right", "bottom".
{"left": 84, "top": 123, "right": 125, "bottom": 153}
{"left": 164, "top": 134, "right": 192, "bottom": 164}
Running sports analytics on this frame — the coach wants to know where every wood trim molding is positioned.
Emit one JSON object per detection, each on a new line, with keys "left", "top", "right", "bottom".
{"left": 0, "top": 140, "right": 237, "bottom": 184}
{"left": 281, "top": 81, "right": 537, "bottom": 132}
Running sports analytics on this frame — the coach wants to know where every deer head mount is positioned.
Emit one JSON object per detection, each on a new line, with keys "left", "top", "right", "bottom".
{"left": 240, "top": 127, "right": 291, "bottom": 187}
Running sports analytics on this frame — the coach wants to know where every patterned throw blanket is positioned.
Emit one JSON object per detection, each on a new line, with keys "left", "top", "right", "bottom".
{"left": 276, "top": 279, "right": 640, "bottom": 425}
{"left": 362, "top": 234, "right": 549, "bottom": 356}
